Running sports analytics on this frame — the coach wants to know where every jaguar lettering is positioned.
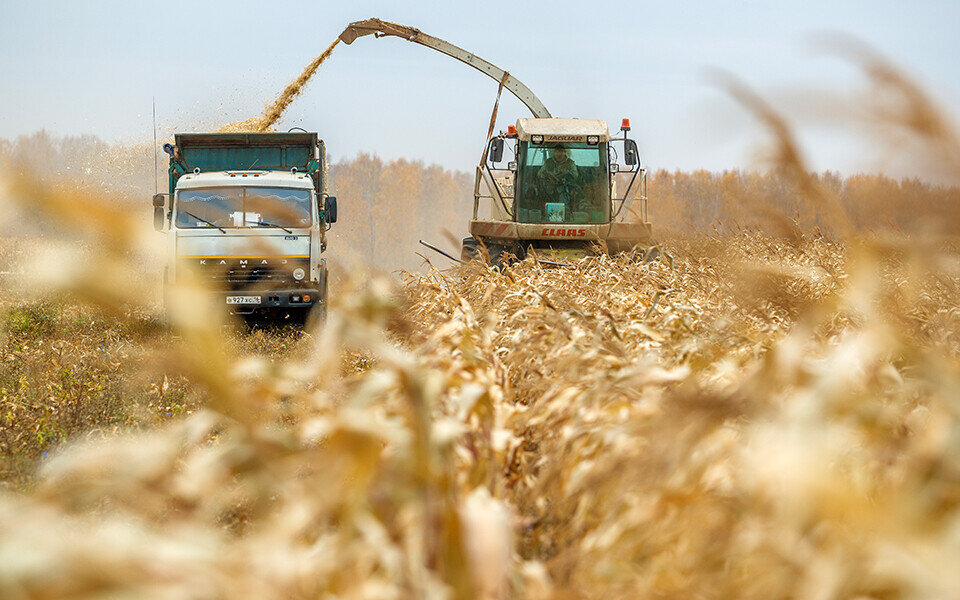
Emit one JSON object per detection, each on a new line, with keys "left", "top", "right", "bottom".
{"left": 543, "top": 135, "right": 583, "bottom": 142}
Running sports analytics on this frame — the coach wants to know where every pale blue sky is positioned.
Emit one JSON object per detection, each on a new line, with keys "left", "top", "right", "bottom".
{"left": 1, "top": 0, "right": 957, "bottom": 175}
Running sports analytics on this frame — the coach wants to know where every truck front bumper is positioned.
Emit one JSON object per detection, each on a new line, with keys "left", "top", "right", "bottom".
{"left": 219, "top": 288, "right": 322, "bottom": 312}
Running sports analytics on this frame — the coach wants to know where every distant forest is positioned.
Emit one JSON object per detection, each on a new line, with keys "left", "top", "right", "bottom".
{"left": 3, "top": 131, "right": 957, "bottom": 268}
{"left": 0, "top": 131, "right": 475, "bottom": 272}
{"left": 648, "top": 169, "right": 960, "bottom": 237}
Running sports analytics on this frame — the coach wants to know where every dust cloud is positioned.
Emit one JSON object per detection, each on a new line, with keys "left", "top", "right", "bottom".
{"left": 217, "top": 38, "right": 341, "bottom": 134}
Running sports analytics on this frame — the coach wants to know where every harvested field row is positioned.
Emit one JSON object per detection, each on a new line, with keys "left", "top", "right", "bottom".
{"left": 2, "top": 226, "right": 958, "bottom": 598}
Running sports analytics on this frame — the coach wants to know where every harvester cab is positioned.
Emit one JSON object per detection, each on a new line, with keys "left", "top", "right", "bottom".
{"left": 470, "top": 117, "right": 652, "bottom": 264}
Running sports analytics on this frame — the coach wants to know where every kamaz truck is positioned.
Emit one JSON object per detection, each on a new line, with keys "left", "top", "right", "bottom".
{"left": 152, "top": 132, "right": 337, "bottom": 320}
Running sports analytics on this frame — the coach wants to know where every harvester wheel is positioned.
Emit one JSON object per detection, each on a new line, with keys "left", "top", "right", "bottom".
{"left": 462, "top": 236, "right": 516, "bottom": 267}
{"left": 461, "top": 237, "right": 482, "bottom": 262}
{"left": 487, "top": 244, "right": 512, "bottom": 268}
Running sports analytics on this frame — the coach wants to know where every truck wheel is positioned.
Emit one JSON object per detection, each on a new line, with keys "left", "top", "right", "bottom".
{"left": 160, "top": 279, "right": 173, "bottom": 329}
{"left": 306, "top": 278, "right": 328, "bottom": 328}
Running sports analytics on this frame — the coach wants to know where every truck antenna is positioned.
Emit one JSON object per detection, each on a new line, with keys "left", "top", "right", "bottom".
{"left": 152, "top": 97, "right": 158, "bottom": 195}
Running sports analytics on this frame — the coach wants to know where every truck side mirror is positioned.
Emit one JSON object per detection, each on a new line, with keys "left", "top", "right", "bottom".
{"left": 488, "top": 138, "right": 504, "bottom": 163}
{"left": 624, "top": 139, "right": 639, "bottom": 166}
{"left": 324, "top": 196, "right": 338, "bottom": 224}
{"left": 152, "top": 194, "right": 168, "bottom": 231}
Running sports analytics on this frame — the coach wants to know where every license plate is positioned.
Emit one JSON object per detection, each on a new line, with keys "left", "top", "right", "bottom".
{"left": 226, "top": 296, "right": 261, "bottom": 305}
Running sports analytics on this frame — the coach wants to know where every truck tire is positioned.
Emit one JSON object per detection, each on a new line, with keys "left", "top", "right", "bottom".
{"left": 307, "top": 269, "right": 329, "bottom": 328}
{"left": 160, "top": 275, "right": 173, "bottom": 329}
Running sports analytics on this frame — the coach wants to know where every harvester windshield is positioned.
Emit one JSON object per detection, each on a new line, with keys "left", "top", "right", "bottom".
{"left": 176, "top": 187, "right": 312, "bottom": 229}
{"left": 515, "top": 142, "right": 609, "bottom": 224}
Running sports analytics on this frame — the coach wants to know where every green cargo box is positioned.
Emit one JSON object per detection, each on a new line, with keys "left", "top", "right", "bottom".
{"left": 167, "top": 132, "right": 324, "bottom": 194}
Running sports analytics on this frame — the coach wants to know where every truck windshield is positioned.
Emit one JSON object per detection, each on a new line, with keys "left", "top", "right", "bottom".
{"left": 176, "top": 187, "right": 312, "bottom": 229}
{"left": 515, "top": 142, "right": 609, "bottom": 224}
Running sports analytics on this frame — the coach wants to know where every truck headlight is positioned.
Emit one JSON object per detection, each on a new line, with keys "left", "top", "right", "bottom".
{"left": 293, "top": 267, "right": 305, "bottom": 280}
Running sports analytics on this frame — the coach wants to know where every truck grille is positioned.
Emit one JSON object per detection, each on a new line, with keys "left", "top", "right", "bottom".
{"left": 180, "top": 257, "right": 307, "bottom": 291}
{"left": 210, "top": 267, "right": 294, "bottom": 289}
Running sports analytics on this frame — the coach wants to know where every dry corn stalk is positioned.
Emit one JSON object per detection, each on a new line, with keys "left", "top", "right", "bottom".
{"left": 1, "top": 44, "right": 959, "bottom": 600}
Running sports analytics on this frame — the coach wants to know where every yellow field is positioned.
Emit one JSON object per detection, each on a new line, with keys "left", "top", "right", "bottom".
{"left": 1, "top": 225, "right": 958, "bottom": 598}
{"left": 1, "top": 47, "right": 959, "bottom": 599}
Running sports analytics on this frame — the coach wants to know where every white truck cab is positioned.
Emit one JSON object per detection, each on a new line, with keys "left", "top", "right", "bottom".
{"left": 153, "top": 133, "right": 336, "bottom": 320}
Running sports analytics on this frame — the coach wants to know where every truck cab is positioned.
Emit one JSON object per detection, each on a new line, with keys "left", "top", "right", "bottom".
{"left": 153, "top": 132, "right": 337, "bottom": 320}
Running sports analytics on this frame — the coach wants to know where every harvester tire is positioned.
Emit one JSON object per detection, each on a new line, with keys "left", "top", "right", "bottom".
{"left": 461, "top": 237, "right": 482, "bottom": 262}
{"left": 487, "top": 244, "right": 511, "bottom": 268}
{"left": 462, "top": 236, "right": 515, "bottom": 267}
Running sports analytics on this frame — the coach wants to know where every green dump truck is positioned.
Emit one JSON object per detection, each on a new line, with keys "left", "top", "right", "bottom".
{"left": 153, "top": 132, "right": 338, "bottom": 321}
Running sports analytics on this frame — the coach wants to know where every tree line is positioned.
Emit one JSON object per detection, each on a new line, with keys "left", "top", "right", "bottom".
{"left": 0, "top": 132, "right": 475, "bottom": 272}
{"left": 2, "top": 132, "right": 957, "bottom": 267}
{"left": 648, "top": 168, "right": 960, "bottom": 237}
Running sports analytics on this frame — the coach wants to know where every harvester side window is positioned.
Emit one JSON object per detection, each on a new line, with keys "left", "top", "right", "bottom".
{"left": 515, "top": 142, "right": 609, "bottom": 224}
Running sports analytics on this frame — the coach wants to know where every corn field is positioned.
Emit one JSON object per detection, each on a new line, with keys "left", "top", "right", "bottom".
{"left": 1, "top": 47, "right": 959, "bottom": 599}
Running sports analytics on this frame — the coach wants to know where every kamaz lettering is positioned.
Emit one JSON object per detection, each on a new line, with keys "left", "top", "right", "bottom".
{"left": 541, "top": 228, "right": 586, "bottom": 237}
{"left": 198, "top": 258, "right": 291, "bottom": 266}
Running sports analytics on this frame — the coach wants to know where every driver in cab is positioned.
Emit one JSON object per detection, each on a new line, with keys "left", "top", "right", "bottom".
{"left": 537, "top": 146, "right": 579, "bottom": 201}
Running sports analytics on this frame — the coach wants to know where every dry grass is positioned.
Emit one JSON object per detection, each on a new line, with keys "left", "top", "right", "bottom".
{"left": 0, "top": 289, "right": 340, "bottom": 487}
{"left": 1, "top": 47, "right": 959, "bottom": 600}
